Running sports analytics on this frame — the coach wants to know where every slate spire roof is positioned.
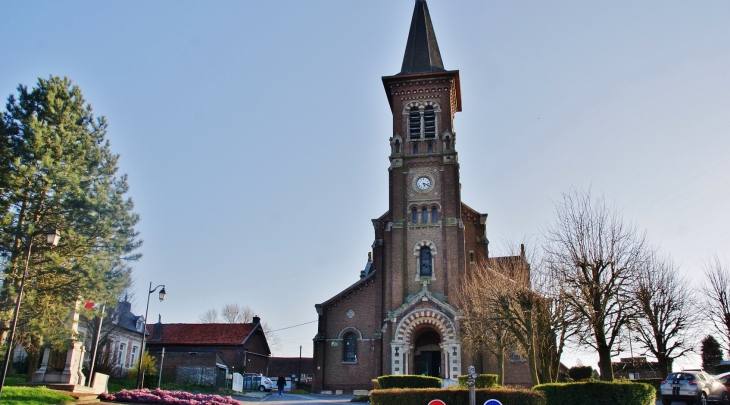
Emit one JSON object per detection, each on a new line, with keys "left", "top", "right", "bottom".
{"left": 400, "top": 0, "right": 445, "bottom": 75}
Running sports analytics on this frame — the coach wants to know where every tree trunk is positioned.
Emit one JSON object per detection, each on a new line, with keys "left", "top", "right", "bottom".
{"left": 527, "top": 341, "right": 540, "bottom": 386}
{"left": 25, "top": 335, "right": 42, "bottom": 382}
{"left": 597, "top": 343, "right": 614, "bottom": 381}
{"left": 496, "top": 347, "right": 505, "bottom": 385}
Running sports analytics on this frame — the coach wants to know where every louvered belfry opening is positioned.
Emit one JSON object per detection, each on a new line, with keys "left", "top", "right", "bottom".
{"left": 409, "top": 107, "right": 421, "bottom": 138}
{"left": 424, "top": 106, "right": 435, "bottom": 138}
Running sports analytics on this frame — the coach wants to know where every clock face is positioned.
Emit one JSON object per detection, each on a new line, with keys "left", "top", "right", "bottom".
{"left": 416, "top": 177, "right": 432, "bottom": 190}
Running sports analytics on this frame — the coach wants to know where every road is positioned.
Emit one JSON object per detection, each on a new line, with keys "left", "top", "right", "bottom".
{"left": 233, "top": 393, "right": 356, "bottom": 405}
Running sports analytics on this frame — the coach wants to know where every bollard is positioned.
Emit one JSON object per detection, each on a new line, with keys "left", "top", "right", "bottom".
{"left": 467, "top": 365, "right": 478, "bottom": 405}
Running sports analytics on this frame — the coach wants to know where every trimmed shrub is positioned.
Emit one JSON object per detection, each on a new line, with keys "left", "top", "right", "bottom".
{"left": 371, "top": 387, "right": 545, "bottom": 405}
{"left": 634, "top": 379, "right": 661, "bottom": 396}
{"left": 372, "top": 378, "right": 380, "bottom": 390}
{"left": 567, "top": 366, "right": 593, "bottom": 381}
{"left": 377, "top": 375, "right": 441, "bottom": 389}
{"left": 534, "top": 380, "right": 655, "bottom": 405}
{"left": 456, "top": 374, "right": 498, "bottom": 388}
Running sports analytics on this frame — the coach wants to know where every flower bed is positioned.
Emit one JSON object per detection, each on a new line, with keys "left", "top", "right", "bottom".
{"left": 100, "top": 388, "right": 241, "bottom": 405}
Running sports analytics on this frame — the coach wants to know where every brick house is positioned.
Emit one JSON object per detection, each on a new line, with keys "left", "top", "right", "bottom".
{"left": 612, "top": 357, "right": 663, "bottom": 380}
{"left": 145, "top": 316, "right": 270, "bottom": 386}
{"left": 267, "top": 357, "right": 315, "bottom": 388}
{"left": 312, "top": 0, "right": 533, "bottom": 393}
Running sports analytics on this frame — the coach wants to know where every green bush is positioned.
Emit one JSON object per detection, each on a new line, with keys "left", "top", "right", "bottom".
{"left": 567, "top": 366, "right": 593, "bottom": 381}
{"left": 534, "top": 380, "right": 655, "bottom": 405}
{"left": 633, "top": 379, "right": 661, "bottom": 396}
{"left": 456, "top": 374, "right": 499, "bottom": 388}
{"left": 371, "top": 388, "right": 545, "bottom": 405}
{"left": 377, "top": 375, "right": 441, "bottom": 389}
{"left": 716, "top": 364, "right": 730, "bottom": 374}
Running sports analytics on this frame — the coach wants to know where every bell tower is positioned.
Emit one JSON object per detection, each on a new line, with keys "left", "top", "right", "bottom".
{"left": 380, "top": 0, "right": 464, "bottom": 311}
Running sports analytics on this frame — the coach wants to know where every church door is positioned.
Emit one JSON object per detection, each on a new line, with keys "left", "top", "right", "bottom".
{"left": 412, "top": 329, "right": 441, "bottom": 377}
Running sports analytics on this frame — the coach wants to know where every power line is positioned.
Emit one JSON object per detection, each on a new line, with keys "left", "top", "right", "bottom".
{"left": 270, "top": 320, "right": 317, "bottom": 332}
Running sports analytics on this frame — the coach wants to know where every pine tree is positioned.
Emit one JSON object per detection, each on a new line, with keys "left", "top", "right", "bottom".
{"left": 701, "top": 335, "right": 723, "bottom": 373}
{"left": 0, "top": 76, "right": 141, "bottom": 357}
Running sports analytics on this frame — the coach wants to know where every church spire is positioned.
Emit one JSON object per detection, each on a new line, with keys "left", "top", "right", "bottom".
{"left": 399, "top": 0, "right": 445, "bottom": 75}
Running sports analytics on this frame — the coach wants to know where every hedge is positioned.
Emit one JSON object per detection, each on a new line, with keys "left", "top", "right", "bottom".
{"left": 567, "top": 366, "right": 593, "bottom": 381}
{"left": 534, "top": 380, "right": 655, "bottom": 405}
{"left": 633, "top": 379, "right": 661, "bottom": 396}
{"left": 456, "top": 374, "right": 498, "bottom": 388}
{"left": 377, "top": 375, "right": 441, "bottom": 389}
{"left": 371, "top": 388, "right": 545, "bottom": 405}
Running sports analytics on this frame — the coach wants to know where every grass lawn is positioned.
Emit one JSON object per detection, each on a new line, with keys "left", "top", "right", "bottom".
{"left": 0, "top": 386, "right": 74, "bottom": 405}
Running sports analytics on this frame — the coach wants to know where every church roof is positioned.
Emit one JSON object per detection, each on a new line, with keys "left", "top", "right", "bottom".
{"left": 399, "top": 0, "right": 445, "bottom": 75}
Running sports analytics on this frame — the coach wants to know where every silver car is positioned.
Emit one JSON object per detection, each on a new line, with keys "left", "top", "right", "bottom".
{"left": 660, "top": 370, "right": 729, "bottom": 405}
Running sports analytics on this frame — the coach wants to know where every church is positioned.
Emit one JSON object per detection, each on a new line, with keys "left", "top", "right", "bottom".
{"left": 312, "top": 0, "right": 530, "bottom": 392}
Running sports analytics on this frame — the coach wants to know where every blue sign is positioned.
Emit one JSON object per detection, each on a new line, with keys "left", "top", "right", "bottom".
{"left": 484, "top": 400, "right": 503, "bottom": 405}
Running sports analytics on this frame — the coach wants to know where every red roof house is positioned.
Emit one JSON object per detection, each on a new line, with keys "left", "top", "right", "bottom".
{"left": 145, "top": 316, "right": 270, "bottom": 386}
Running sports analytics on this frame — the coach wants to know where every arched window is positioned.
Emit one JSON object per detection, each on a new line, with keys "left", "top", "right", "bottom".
{"left": 424, "top": 106, "right": 435, "bottom": 138}
{"left": 431, "top": 208, "right": 438, "bottom": 223}
{"left": 394, "top": 139, "right": 401, "bottom": 154}
{"left": 419, "top": 246, "right": 432, "bottom": 277}
{"left": 413, "top": 143, "right": 419, "bottom": 154}
{"left": 343, "top": 333, "right": 357, "bottom": 362}
{"left": 409, "top": 107, "right": 421, "bottom": 139}
{"left": 427, "top": 141, "right": 433, "bottom": 153}
{"left": 412, "top": 208, "right": 418, "bottom": 224}
{"left": 421, "top": 208, "right": 428, "bottom": 223}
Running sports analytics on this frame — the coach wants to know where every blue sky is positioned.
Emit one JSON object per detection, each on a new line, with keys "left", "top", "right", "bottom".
{"left": 2, "top": 1, "right": 729, "bottom": 368}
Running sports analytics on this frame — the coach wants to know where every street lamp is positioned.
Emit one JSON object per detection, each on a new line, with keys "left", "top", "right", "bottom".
{"left": 136, "top": 282, "right": 166, "bottom": 389}
{"left": 0, "top": 228, "right": 60, "bottom": 397}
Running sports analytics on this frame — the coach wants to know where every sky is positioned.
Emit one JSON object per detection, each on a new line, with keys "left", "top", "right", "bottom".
{"left": 2, "top": 1, "right": 729, "bottom": 370}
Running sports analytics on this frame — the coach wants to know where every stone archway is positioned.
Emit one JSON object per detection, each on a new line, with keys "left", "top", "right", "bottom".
{"left": 390, "top": 308, "right": 462, "bottom": 379}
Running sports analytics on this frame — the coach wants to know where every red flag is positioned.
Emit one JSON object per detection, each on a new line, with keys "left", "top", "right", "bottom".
{"left": 85, "top": 300, "right": 96, "bottom": 310}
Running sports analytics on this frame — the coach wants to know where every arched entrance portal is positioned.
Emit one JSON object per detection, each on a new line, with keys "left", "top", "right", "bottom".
{"left": 413, "top": 328, "right": 441, "bottom": 376}
{"left": 390, "top": 308, "right": 462, "bottom": 379}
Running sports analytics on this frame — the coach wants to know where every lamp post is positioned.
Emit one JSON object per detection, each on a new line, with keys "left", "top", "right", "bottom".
{"left": 0, "top": 229, "right": 60, "bottom": 398}
{"left": 136, "top": 282, "right": 165, "bottom": 389}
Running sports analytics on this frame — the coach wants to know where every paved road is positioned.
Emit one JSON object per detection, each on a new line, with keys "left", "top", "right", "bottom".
{"left": 233, "top": 393, "right": 355, "bottom": 405}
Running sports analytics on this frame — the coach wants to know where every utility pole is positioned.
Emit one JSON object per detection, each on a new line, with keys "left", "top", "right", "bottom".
{"left": 298, "top": 345, "right": 302, "bottom": 387}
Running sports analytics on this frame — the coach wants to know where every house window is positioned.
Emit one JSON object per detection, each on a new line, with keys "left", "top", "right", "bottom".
{"left": 419, "top": 246, "right": 432, "bottom": 277}
{"left": 421, "top": 208, "right": 428, "bottom": 223}
{"left": 130, "top": 346, "right": 138, "bottom": 367}
{"left": 431, "top": 208, "right": 438, "bottom": 223}
{"left": 117, "top": 343, "right": 126, "bottom": 366}
{"left": 412, "top": 208, "right": 418, "bottom": 224}
{"left": 409, "top": 107, "right": 421, "bottom": 139}
{"left": 343, "top": 333, "right": 357, "bottom": 363}
{"left": 424, "top": 106, "right": 435, "bottom": 138}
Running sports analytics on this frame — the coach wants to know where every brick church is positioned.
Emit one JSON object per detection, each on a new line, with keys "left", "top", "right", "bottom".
{"left": 312, "top": 0, "right": 530, "bottom": 392}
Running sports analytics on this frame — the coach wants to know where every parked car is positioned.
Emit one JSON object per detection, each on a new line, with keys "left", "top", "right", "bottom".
{"left": 241, "top": 374, "right": 274, "bottom": 392}
{"left": 715, "top": 372, "right": 730, "bottom": 390}
{"left": 660, "top": 370, "right": 729, "bottom": 405}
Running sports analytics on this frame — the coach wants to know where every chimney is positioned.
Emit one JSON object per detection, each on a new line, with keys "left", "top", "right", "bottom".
{"left": 152, "top": 315, "right": 163, "bottom": 341}
{"left": 253, "top": 315, "right": 260, "bottom": 324}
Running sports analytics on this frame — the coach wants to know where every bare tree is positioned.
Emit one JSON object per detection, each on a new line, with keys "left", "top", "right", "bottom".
{"left": 198, "top": 303, "right": 281, "bottom": 354}
{"left": 532, "top": 259, "right": 579, "bottom": 383}
{"left": 632, "top": 251, "right": 696, "bottom": 377}
{"left": 459, "top": 265, "right": 516, "bottom": 385}
{"left": 220, "top": 303, "right": 254, "bottom": 323}
{"left": 543, "top": 188, "right": 647, "bottom": 381}
{"left": 701, "top": 254, "right": 730, "bottom": 351}
{"left": 198, "top": 308, "right": 220, "bottom": 323}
